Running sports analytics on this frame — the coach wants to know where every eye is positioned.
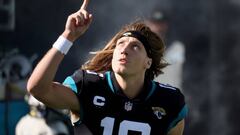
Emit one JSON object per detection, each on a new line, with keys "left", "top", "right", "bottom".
{"left": 116, "top": 41, "right": 124, "bottom": 47}
{"left": 132, "top": 44, "right": 140, "bottom": 50}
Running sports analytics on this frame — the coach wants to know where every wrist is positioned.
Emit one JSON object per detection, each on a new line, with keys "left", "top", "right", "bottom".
{"left": 62, "top": 30, "right": 76, "bottom": 42}
{"left": 52, "top": 35, "right": 73, "bottom": 55}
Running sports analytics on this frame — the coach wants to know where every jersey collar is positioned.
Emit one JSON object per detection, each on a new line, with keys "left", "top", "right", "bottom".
{"left": 106, "top": 71, "right": 155, "bottom": 101}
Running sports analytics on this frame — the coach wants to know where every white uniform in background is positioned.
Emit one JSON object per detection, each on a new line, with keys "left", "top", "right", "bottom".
{"left": 155, "top": 41, "right": 185, "bottom": 89}
{"left": 15, "top": 95, "right": 69, "bottom": 135}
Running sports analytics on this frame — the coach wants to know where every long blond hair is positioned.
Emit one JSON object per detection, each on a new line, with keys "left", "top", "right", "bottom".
{"left": 82, "top": 21, "right": 168, "bottom": 80}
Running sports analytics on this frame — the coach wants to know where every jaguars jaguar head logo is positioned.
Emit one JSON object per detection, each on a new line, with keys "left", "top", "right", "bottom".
{"left": 152, "top": 107, "right": 166, "bottom": 119}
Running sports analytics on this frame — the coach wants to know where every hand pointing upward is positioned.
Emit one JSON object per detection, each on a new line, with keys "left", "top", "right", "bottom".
{"left": 62, "top": 0, "right": 93, "bottom": 42}
{"left": 81, "top": 0, "right": 89, "bottom": 10}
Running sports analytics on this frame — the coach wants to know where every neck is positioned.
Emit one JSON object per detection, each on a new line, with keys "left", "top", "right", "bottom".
{"left": 114, "top": 72, "right": 145, "bottom": 99}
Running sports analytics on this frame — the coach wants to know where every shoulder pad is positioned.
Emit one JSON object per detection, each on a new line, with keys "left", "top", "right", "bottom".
{"left": 158, "top": 83, "right": 177, "bottom": 91}
{"left": 85, "top": 70, "right": 104, "bottom": 77}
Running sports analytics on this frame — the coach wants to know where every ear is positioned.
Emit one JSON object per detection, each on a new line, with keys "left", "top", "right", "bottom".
{"left": 145, "top": 58, "right": 152, "bottom": 69}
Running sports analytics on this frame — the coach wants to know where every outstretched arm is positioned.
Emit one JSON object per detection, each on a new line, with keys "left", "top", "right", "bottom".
{"left": 27, "top": 0, "right": 93, "bottom": 112}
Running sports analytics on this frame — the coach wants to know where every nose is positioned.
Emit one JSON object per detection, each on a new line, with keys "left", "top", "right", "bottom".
{"left": 120, "top": 45, "right": 129, "bottom": 55}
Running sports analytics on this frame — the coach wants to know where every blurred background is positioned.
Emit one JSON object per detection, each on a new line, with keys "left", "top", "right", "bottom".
{"left": 1, "top": 0, "right": 240, "bottom": 135}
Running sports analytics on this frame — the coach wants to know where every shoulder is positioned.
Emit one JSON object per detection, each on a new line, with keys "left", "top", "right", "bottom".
{"left": 153, "top": 81, "right": 188, "bottom": 128}
{"left": 155, "top": 82, "right": 183, "bottom": 96}
{"left": 152, "top": 81, "right": 186, "bottom": 109}
{"left": 63, "top": 70, "right": 105, "bottom": 94}
{"left": 158, "top": 83, "right": 179, "bottom": 91}
{"left": 84, "top": 70, "right": 105, "bottom": 80}
{"left": 70, "top": 69, "right": 104, "bottom": 83}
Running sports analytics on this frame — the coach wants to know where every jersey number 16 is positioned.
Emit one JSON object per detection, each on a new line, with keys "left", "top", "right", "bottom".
{"left": 101, "top": 117, "right": 151, "bottom": 135}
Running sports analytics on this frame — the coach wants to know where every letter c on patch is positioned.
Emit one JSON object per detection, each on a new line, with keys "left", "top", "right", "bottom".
{"left": 93, "top": 96, "right": 105, "bottom": 106}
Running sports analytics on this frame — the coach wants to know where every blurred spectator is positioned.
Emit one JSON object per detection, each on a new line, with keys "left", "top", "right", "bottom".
{"left": 0, "top": 49, "right": 31, "bottom": 135}
{"left": 145, "top": 9, "right": 169, "bottom": 40}
{"left": 145, "top": 9, "right": 185, "bottom": 89}
{"left": 15, "top": 94, "right": 73, "bottom": 135}
{"left": 0, "top": 49, "right": 72, "bottom": 135}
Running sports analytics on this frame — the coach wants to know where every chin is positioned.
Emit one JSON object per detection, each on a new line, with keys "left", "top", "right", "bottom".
{"left": 113, "top": 67, "right": 128, "bottom": 75}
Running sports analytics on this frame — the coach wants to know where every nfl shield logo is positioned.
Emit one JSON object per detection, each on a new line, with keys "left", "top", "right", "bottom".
{"left": 124, "top": 101, "right": 133, "bottom": 111}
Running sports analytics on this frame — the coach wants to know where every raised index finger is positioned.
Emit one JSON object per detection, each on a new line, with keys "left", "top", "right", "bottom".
{"left": 80, "top": 0, "right": 89, "bottom": 10}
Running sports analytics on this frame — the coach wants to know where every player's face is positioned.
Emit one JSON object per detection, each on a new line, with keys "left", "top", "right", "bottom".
{"left": 112, "top": 36, "right": 152, "bottom": 77}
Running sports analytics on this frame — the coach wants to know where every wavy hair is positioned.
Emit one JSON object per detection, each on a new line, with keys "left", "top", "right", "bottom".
{"left": 82, "top": 21, "right": 168, "bottom": 80}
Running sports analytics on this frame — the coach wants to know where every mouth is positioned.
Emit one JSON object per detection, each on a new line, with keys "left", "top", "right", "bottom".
{"left": 119, "top": 58, "right": 128, "bottom": 64}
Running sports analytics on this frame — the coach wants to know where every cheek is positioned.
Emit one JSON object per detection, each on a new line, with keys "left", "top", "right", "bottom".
{"left": 135, "top": 57, "right": 148, "bottom": 68}
{"left": 111, "top": 59, "right": 116, "bottom": 70}
{"left": 112, "top": 50, "right": 118, "bottom": 61}
{"left": 111, "top": 51, "right": 118, "bottom": 68}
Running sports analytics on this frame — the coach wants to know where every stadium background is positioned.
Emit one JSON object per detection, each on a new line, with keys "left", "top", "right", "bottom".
{"left": 1, "top": 0, "right": 240, "bottom": 135}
